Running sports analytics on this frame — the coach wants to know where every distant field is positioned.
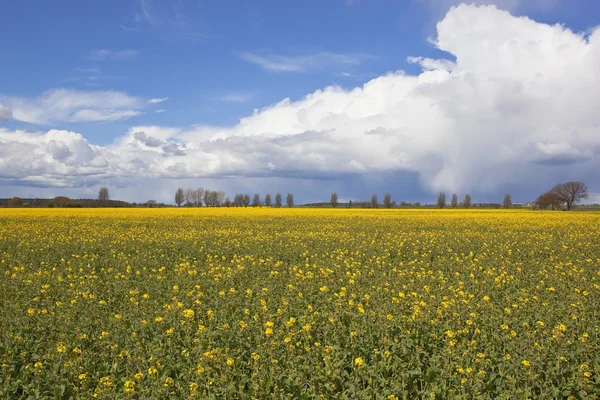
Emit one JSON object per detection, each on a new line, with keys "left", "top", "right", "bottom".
{"left": 1, "top": 208, "right": 599, "bottom": 399}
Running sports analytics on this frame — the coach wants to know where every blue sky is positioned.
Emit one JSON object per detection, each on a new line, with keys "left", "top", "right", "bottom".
{"left": 1, "top": 0, "right": 600, "bottom": 204}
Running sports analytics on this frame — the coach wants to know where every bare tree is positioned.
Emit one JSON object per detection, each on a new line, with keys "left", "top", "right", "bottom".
{"left": 264, "top": 194, "right": 272, "bottom": 207}
{"left": 451, "top": 193, "right": 458, "bottom": 208}
{"left": 175, "top": 188, "right": 184, "bottom": 207}
{"left": 195, "top": 188, "right": 205, "bottom": 207}
{"left": 437, "top": 192, "right": 446, "bottom": 209}
{"left": 535, "top": 192, "right": 561, "bottom": 210}
{"left": 203, "top": 190, "right": 213, "bottom": 207}
{"left": 252, "top": 193, "right": 260, "bottom": 207}
{"left": 550, "top": 181, "right": 588, "bottom": 210}
{"left": 204, "top": 190, "right": 222, "bottom": 207}
{"left": 8, "top": 197, "right": 23, "bottom": 207}
{"left": 503, "top": 193, "right": 512, "bottom": 209}
{"left": 232, "top": 194, "right": 241, "bottom": 207}
{"left": 54, "top": 196, "right": 70, "bottom": 208}
{"left": 243, "top": 194, "right": 250, "bottom": 207}
{"left": 383, "top": 193, "right": 392, "bottom": 208}
{"left": 146, "top": 200, "right": 157, "bottom": 208}
{"left": 98, "top": 187, "right": 109, "bottom": 205}
{"left": 275, "top": 193, "right": 282, "bottom": 208}
{"left": 286, "top": 193, "right": 294, "bottom": 208}
{"left": 330, "top": 192, "right": 338, "bottom": 208}
{"left": 184, "top": 188, "right": 195, "bottom": 206}
{"left": 371, "top": 193, "right": 378, "bottom": 208}
{"left": 217, "top": 191, "right": 225, "bottom": 206}
{"left": 463, "top": 194, "right": 472, "bottom": 208}
{"left": 224, "top": 198, "right": 231, "bottom": 207}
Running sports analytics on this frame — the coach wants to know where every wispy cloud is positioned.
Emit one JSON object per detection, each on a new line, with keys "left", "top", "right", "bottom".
{"left": 220, "top": 93, "right": 254, "bottom": 103}
{"left": 148, "top": 97, "right": 169, "bottom": 104}
{"left": 138, "top": 0, "right": 159, "bottom": 26}
{"left": 120, "top": 24, "right": 143, "bottom": 32}
{"left": 126, "top": 0, "right": 207, "bottom": 35}
{"left": 155, "top": 109, "right": 166, "bottom": 113}
{"left": 240, "top": 53, "right": 302, "bottom": 72}
{"left": 240, "top": 51, "right": 375, "bottom": 72}
{"left": 89, "top": 49, "right": 140, "bottom": 61}
{"left": 1, "top": 89, "right": 146, "bottom": 124}
{"left": 77, "top": 67, "right": 101, "bottom": 75}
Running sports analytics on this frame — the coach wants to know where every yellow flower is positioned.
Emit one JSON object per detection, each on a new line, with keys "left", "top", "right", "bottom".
{"left": 148, "top": 367, "right": 158, "bottom": 375}
{"left": 182, "top": 309, "right": 195, "bottom": 319}
{"left": 56, "top": 343, "right": 66, "bottom": 353}
{"left": 354, "top": 357, "right": 364, "bottom": 366}
{"left": 226, "top": 358, "right": 234, "bottom": 366}
{"left": 522, "top": 360, "right": 531, "bottom": 367}
{"left": 78, "top": 373, "right": 86, "bottom": 380}
{"left": 100, "top": 376, "right": 112, "bottom": 387}
{"left": 124, "top": 380, "right": 135, "bottom": 393}
{"left": 265, "top": 327, "right": 273, "bottom": 337}
{"left": 163, "top": 377, "right": 174, "bottom": 387}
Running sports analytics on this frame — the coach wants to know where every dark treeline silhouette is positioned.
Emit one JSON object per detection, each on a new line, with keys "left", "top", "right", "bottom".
{"left": 0, "top": 197, "right": 136, "bottom": 208}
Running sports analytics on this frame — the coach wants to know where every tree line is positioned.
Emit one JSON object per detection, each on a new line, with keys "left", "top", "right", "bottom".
{"left": 2, "top": 181, "right": 590, "bottom": 210}
{"left": 174, "top": 188, "right": 294, "bottom": 208}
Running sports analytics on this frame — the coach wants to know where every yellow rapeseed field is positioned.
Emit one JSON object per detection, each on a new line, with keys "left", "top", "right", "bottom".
{"left": 1, "top": 208, "right": 599, "bottom": 399}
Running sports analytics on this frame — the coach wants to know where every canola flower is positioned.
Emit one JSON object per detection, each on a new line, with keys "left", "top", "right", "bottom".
{"left": 0, "top": 207, "right": 599, "bottom": 398}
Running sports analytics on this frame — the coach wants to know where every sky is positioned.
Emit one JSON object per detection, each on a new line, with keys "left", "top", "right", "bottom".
{"left": 1, "top": 0, "right": 600, "bottom": 205}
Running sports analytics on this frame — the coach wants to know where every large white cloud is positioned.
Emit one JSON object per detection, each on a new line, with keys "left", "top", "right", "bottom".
{"left": 1, "top": 4, "right": 599, "bottom": 201}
